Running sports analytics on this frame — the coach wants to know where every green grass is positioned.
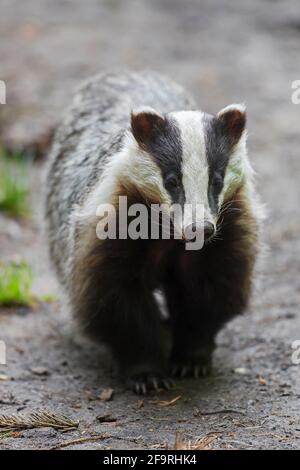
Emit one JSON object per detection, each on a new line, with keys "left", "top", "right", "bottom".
{"left": 0, "top": 149, "right": 30, "bottom": 218}
{"left": 0, "top": 261, "right": 33, "bottom": 306}
{"left": 39, "top": 293, "right": 57, "bottom": 303}
{"left": 0, "top": 431, "right": 16, "bottom": 440}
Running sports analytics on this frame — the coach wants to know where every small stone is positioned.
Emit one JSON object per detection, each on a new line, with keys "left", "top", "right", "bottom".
{"left": 233, "top": 367, "right": 249, "bottom": 375}
{"left": 96, "top": 413, "right": 117, "bottom": 423}
{"left": 30, "top": 366, "right": 49, "bottom": 376}
{"left": 0, "top": 374, "right": 11, "bottom": 381}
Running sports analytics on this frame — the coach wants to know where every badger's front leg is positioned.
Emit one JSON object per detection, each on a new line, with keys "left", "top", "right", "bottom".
{"left": 164, "top": 195, "right": 257, "bottom": 378}
{"left": 115, "top": 287, "right": 172, "bottom": 394}
{"left": 164, "top": 275, "right": 216, "bottom": 378}
{"left": 79, "top": 279, "right": 172, "bottom": 394}
{"left": 166, "top": 268, "right": 254, "bottom": 379}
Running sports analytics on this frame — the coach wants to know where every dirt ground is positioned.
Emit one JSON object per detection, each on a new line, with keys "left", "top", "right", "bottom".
{"left": 0, "top": 0, "right": 300, "bottom": 450}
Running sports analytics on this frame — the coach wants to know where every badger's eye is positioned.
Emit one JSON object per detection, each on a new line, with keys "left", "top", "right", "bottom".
{"left": 165, "top": 174, "right": 179, "bottom": 191}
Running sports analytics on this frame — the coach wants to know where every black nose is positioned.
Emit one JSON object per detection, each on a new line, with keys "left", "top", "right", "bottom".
{"left": 204, "top": 220, "right": 215, "bottom": 241}
{"left": 184, "top": 221, "right": 215, "bottom": 242}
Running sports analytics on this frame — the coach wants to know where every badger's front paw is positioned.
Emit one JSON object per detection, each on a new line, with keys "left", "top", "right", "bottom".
{"left": 170, "top": 351, "right": 212, "bottom": 379}
{"left": 126, "top": 372, "right": 174, "bottom": 395}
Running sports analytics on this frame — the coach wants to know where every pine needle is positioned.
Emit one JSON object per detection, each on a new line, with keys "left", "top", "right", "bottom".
{"left": 0, "top": 410, "right": 79, "bottom": 432}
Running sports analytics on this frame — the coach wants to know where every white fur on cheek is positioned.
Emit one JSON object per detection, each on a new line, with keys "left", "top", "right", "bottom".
{"left": 71, "top": 132, "right": 171, "bottom": 263}
{"left": 74, "top": 132, "right": 171, "bottom": 227}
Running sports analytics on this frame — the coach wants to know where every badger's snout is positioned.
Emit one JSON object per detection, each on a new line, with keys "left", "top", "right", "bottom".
{"left": 183, "top": 219, "right": 215, "bottom": 243}
{"left": 203, "top": 220, "right": 215, "bottom": 241}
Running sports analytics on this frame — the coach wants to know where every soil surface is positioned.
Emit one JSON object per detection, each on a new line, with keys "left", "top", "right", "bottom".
{"left": 0, "top": 0, "right": 300, "bottom": 450}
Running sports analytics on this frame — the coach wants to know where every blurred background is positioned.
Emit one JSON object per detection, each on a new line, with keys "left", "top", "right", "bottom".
{"left": 0, "top": 0, "right": 300, "bottom": 450}
{"left": 0, "top": 0, "right": 299, "bottom": 150}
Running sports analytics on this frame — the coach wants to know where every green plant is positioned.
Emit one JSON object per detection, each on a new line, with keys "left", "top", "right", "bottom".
{"left": 0, "top": 261, "right": 33, "bottom": 306}
{"left": 0, "top": 149, "right": 30, "bottom": 218}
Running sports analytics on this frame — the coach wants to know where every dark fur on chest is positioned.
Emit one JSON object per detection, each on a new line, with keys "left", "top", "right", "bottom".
{"left": 72, "top": 184, "right": 257, "bottom": 385}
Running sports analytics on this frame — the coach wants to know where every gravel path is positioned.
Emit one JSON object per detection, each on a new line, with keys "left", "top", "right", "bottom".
{"left": 0, "top": 0, "right": 300, "bottom": 449}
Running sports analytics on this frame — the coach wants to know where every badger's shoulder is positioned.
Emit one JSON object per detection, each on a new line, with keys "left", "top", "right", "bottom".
{"left": 46, "top": 70, "right": 195, "bottom": 220}
{"left": 45, "top": 71, "right": 195, "bottom": 276}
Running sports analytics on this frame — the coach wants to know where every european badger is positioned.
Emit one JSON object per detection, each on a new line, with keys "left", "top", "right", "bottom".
{"left": 46, "top": 71, "right": 263, "bottom": 394}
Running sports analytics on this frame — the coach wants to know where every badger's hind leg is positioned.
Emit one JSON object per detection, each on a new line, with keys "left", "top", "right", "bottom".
{"left": 165, "top": 189, "right": 258, "bottom": 378}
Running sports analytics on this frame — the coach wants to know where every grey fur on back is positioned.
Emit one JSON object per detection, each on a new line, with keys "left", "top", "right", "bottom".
{"left": 45, "top": 70, "right": 195, "bottom": 281}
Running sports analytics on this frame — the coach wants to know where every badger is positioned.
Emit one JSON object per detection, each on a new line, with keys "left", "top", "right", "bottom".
{"left": 46, "top": 70, "right": 263, "bottom": 394}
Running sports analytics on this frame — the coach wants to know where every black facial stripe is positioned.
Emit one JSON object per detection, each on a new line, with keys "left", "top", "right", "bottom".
{"left": 146, "top": 116, "right": 185, "bottom": 206}
{"left": 204, "top": 114, "right": 232, "bottom": 214}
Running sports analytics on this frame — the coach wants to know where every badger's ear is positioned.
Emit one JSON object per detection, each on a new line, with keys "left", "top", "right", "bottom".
{"left": 217, "top": 104, "right": 246, "bottom": 144}
{"left": 131, "top": 107, "right": 165, "bottom": 149}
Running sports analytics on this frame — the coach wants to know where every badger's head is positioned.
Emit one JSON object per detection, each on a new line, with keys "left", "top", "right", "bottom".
{"left": 126, "top": 104, "right": 248, "bottom": 245}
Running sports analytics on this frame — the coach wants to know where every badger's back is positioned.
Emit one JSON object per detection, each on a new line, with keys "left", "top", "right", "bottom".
{"left": 45, "top": 70, "right": 195, "bottom": 280}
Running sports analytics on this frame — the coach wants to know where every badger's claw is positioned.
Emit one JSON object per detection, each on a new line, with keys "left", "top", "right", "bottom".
{"left": 170, "top": 356, "right": 212, "bottom": 379}
{"left": 127, "top": 373, "right": 174, "bottom": 395}
{"left": 171, "top": 362, "right": 211, "bottom": 378}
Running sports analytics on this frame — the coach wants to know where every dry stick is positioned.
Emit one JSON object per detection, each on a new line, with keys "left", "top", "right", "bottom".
{"left": 196, "top": 409, "right": 246, "bottom": 416}
{"left": 50, "top": 433, "right": 143, "bottom": 450}
{"left": 50, "top": 433, "right": 111, "bottom": 450}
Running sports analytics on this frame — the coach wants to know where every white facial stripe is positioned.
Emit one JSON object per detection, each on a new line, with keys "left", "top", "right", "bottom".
{"left": 171, "top": 111, "right": 211, "bottom": 227}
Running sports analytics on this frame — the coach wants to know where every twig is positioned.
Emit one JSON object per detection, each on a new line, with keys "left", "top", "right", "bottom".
{"left": 50, "top": 433, "right": 111, "bottom": 449}
{"left": 51, "top": 433, "right": 143, "bottom": 449}
{"left": 195, "top": 409, "right": 246, "bottom": 416}
{"left": 225, "top": 439, "right": 252, "bottom": 448}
